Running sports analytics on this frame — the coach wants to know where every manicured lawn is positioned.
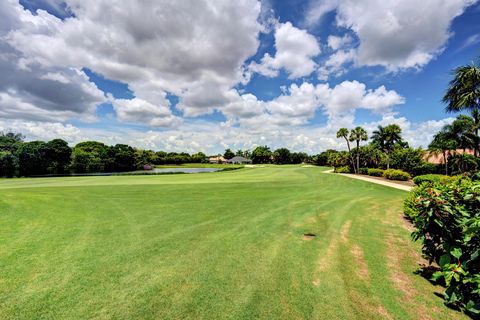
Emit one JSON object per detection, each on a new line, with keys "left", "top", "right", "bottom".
{"left": 0, "top": 166, "right": 468, "bottom": 319}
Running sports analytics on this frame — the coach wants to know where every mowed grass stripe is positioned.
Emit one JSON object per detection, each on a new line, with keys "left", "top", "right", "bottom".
{"left": 0, "top": 166, "right": 467, "bottom": 319}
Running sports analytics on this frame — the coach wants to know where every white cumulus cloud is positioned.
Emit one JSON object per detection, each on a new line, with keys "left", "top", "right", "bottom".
{"left": 306, "top": 0, "right": 477, "bottom": 71}
{"left": 249, "top": 21, "right": 321, "bottom": 79}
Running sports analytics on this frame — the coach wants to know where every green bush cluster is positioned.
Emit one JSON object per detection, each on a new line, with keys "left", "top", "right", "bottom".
{"left": 367, "top": 168, "right": 384, "bottom": 176}
{"left": 404, "top": 178, "right": 480, "bottom": 315}
{"left": 383, "top": 169, "right": 411, "bottom": 181}
{"left": 359, "top": 167, "right": 368, "bottom": 175}
{"left": 334, "top": 166, "right": 350, "bottom": 173}
{"left": 413, "top": 174, "right": 455, "bottom": 186}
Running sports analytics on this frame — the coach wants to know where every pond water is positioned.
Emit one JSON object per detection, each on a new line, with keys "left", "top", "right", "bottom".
{"left": 32, "top": 167, "right": 221, "bottom": 177}
{"left": 141, "top": 168, "right": 221, "bottom": 174}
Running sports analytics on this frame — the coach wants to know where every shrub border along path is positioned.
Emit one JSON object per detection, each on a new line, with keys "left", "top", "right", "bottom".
{"left": 325, "top": 170, "right": 413, "bottom": 192}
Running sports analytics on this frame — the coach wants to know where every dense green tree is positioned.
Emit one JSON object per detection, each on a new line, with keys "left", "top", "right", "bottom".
{"left": 390, "top": 147, "right": 425, "bottom": 175}
{"left": 349, "top": 126, "right": 368, "bottom": 174}
{"left": 371, "top": 124, "right": 403, "bottom": 169}
{"left": 291, "top": 152, "right": 309, "bottom": 164}
{"left": 0, "top": 151, "right": 18, "bottom": 177}
{"left": 223, "top": 149, "right": 235, "bottom": 160}
{"left": 134, "top": 149, "right": 158, "bottom": 169}
{"left": 446, "top": 115, "right": 476, "bottom": 152}
{"left": 428, "top": 116, "right": 477, "bottom": 175}
{"left": 327, "top": 151, "right": 349, "bottom": 168}
{"left": 16, "top": 141, "right": 49, "bottom": 176}
{"left": 71, "top": 149, "right": 103, "bottom": 173}
{"left": 110, "top": 144, "right": 135, "bottom": 171}
{"left": 191, "top": 152, "right": 207, "bottom": 163}
{"left": 154, "top": 151, "right": 168, "bottom": 164}
{"left": 448, "top": 153, "right": 478, "bottom": 174}
{"left": 162, "top": 152, "right": 191, "bottom": 164}
{"left": 0, "top": 131, "right": 24, "bottom": 153}
{"left": 234, "top": 149, "right": 252, "bottom": 159}
{"left": 0, "top": 132, "right": 25, "bottom": 141}
{"left": 443, "top": 61, "right": 480, "bottom": 155}
{"left": 357, "top": 144, "right": 385, "bottom": 169}
{"left": 45, "top": 139, "right": 71, "bottom": 174}
{"left": 315, "top": 149, "right": 338, "bottom": 166}
{"left": 273, "top": 148, "right": 291, "bottom": 164}
{"left": 251, "top": 146, "right": 272, "bottom": 164}
{"left": 71, "top": 141, "right": 110, "bottom": 172}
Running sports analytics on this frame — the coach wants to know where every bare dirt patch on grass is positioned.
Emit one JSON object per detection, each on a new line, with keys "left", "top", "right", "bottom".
{"left": 306, "top": 216, "right": 317, "bottom": 224}
{"left": 385, "top": 234, "right": 434, "bottom": 320}
{"left": 340, "top": 220, "right": 352, "bottom": 244}
{"left": 313, "top": 221, "right": 352, "bottom": 285}
{"left": 376, "top": 305, "right": 394, "bottom": 320}
{"left": 350, "top": 244, "right": 369, "bottom": 280}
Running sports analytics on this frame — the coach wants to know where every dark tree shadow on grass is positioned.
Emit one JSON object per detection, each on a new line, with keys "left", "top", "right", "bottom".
{"left": 414, "top": 263, "right": 472, "bottom": 318}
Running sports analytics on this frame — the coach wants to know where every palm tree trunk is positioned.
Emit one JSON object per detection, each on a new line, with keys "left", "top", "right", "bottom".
{"left": 474, "top": 127, "right": 480, "bottom": 157}
{"left": 386, "top": 153, "right": 390, "bottom": 170}
{"left": 345, "top": 138, "right": 355, "bottom": 173}
{"left": 356, "top": 141, "right": 360, "bottom": 174}
{"left": 473, "top": 109, "right": 479, "bottom": 157}
{"left": 443, "top": 150, "right": 448, "bottom": 175}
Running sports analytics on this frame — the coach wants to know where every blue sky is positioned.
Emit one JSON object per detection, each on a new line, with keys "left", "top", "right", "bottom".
{"left": 1, "top": 0, "right": 479, "bottom": 154}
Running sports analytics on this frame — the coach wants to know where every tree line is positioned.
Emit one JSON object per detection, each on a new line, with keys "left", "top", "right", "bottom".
{"left": 322, "top": 60, "right": 480, "bottom": 178}
{"left": 0, "top": 134, "right": 314, "bottom": 178}
{"left": 0, "top": 135, "right": 208, "bottom": 177}
{"left": 222, "top": 147, "right": 310, "bottom": 164}
{"left": 316, "top": 124, "right": 432, "bottom": 176}
{"left": 321, "top": 117, "right": 480, "bottom": 177}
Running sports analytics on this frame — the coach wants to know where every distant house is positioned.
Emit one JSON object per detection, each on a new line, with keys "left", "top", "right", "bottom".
{"left": 424, "top": 149, "right": 474, "bottom": 164}
{"left": 226, "top": 156, "right": 252, "bottom": 164}
{"left": 208, "top": 155, "right": 227, "bottom": 164}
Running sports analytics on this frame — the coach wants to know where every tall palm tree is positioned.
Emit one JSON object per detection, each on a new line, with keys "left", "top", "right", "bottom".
{"left": 443, "top": 61, "right": 480, "bottom": 156}
{"left": 336, "top": 128, "right": 355, "bottom": 172}
{"left": 429, "top": 115, "right": 476, "bottom": 174}
{"left": 371, "top": 124, "right": 402, "bottom": 169}
{"left": 447, "top": 115, "right": 476, "bottom": 153}
{"left": 428, "top": 130, "right": 456, "bottom": 175}
{"left": 349, "top": 126, "right": 368, "bottom": 174}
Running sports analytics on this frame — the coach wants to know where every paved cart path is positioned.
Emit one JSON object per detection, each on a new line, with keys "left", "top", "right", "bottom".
{"left": 324, "top": 170, "right": 413, "bottom": 192}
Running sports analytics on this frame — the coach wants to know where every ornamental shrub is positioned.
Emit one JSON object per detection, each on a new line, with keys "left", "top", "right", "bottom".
{"left": 334, "top": 166, "right": 350, "bottom": 173}
{"left": 367, "top": 168, "right": 384, "bottom": 176}
{"left": 359, "top": 167, "right": 368, "bottom": 175}
{"left": 404, "top": 178, "right": 480, "bottom": 315}
{"left": 411, "top": 163, "right": 438, "bottom": 176}
{"left": 413, "top": 174, "right": 455, "bottom": 186}
{"left": 383, "top": 169, "right": 411, "bottom": 181}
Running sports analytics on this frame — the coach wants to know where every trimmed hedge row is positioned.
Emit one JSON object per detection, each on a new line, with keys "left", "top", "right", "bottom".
{"left": 413, "top": 174, "right": 455, "bottom": 186}
{"left": 383, "top": 169, "right": 411, "bottom": 181}
{"left": 367, "top": 168, "right": 384, "bottom": 176}
{"left": 334, "top": 166, "right": 350, "bottom": 173}
{"left": 359, "top": 167, "right": 368, "bottom": 175}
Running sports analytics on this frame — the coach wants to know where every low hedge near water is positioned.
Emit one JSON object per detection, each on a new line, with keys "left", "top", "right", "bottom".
{"left": 382, "top": 169, "right": 411, "bottom": 181}
{"left": 404, "top": 177, "right": 480, "bottom": 315}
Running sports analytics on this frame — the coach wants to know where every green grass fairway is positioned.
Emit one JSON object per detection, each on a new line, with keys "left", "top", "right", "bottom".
{"left": 0, "top": 166, "right": 467, "bottom": 319}
{"left": 155, "top": 163, "right": 244, "bottom": 169}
